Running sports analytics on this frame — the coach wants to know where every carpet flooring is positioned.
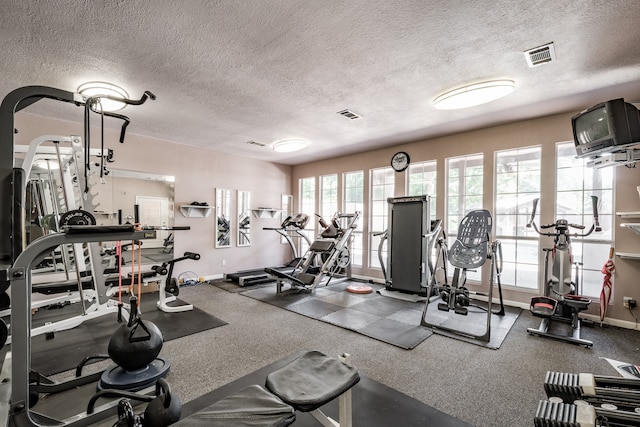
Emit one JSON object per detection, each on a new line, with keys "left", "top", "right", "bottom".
{"left": 4, "top": 289, "right": 227, "bottom": 376}
{"left": 239, "top": 281, "right": 433, "bottom": 349}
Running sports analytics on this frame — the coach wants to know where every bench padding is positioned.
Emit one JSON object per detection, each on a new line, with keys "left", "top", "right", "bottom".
{"left": 175, "top": 384, "right": 295, "bottom": 427}
{"left": 265, "top": 350, "right": 360, "bottom": 412}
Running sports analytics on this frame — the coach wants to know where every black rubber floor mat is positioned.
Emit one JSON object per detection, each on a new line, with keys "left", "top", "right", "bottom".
{"left": 241, "top": 282, "right": 433, "bottom": 349}
{"left": 6, "top": 292, "right": 227, "bottom": 376}
{"left": 422, "top": 296, "right": 521, "bottom": 349}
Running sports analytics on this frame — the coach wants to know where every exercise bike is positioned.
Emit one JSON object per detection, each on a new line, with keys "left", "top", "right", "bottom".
{"left": 526, "top": 196, "right": 601, "bottom": 348}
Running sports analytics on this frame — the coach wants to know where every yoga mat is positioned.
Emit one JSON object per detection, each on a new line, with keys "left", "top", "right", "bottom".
{"left": 3, "top": 291, "right": 227, "bottom": 376}
{"left": 240, "top": 281, "right": 433, "bottom": 349}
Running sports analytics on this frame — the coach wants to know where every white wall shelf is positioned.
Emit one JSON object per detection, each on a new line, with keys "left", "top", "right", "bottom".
{"left": 250, "top": 208, "right": 282, "bottom": 219}
{"left": 180, "top": 205, "right": 213, "bottom": 218}
{"left": 616, "top": 211, "right": 640, "bottom": 219}
{"left": 621, "top": 223, "right": 640, "bottom": 235}
{"left": 616, "top": 252, "right": 640, "bottom": 260}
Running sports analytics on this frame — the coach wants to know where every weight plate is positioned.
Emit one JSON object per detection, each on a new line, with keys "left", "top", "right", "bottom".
{"left": 59, "top": 209, "right": 96, "bottom": 227}
{"left": 336, "top": 248, "right": 351, "bottom": 268}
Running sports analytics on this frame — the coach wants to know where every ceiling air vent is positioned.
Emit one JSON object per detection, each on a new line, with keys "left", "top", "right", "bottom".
{"left": 524, "top": 42, "right": 556, "bottom": 68}
{"left": 337, "top": 109, "right": 361, "bottom": 120}
{"left": 245, "top": 140, "right": 266, "bottom": 147}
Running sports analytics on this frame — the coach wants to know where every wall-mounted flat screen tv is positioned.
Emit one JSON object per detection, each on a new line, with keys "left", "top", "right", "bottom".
{"left": 572, "top": 98, "right": 640, "bottom": 158}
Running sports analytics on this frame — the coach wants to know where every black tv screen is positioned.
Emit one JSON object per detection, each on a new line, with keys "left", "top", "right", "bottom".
{"left": 572, "top": 98, "right": 640, "bottom": 158}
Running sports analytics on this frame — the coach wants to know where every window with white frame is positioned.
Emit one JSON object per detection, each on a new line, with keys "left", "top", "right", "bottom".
{"left": 445, "top": 154, "right": 484, "bottom": 281}
{"left": 299, "top": 176, "right": 316, "bottom": 253}
{"left": 343, "top": 171, "right": 364, "bottom": 267}
{"left": 494, "top": 146, "right": 541, "bottom": 289}
{"left": 369, "top": 167, "right": 395, "bottom": 269}
{"left": 408, "top": 160, "right": 437, "bottom": 218}
{"left": 320, "top": 174, "right": 338, "bottom": 220}
{"left": 556, "top": 142, "right": 614, "bottom": 298}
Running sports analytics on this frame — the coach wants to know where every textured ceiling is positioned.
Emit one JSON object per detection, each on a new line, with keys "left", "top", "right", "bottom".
{"left": 1, "top": 0, "right": 639, "bottom": 165}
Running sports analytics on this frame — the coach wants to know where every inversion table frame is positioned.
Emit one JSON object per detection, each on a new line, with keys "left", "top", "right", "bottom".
{"left": 421, "top": 210, "right": 504, "bottom": 343}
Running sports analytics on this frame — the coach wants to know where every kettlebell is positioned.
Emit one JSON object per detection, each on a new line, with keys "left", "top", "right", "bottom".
{"left": 144, "top": 379, "right": 181, "bottom": 426}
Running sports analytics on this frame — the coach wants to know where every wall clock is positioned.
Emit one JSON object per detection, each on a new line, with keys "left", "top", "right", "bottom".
{"left": 391, "top": 151, "right": 410, "bottom": 172}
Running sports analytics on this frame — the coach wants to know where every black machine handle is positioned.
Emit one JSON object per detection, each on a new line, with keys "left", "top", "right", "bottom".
{"left": 527, "top": 196, "right": 601, "bottom": 238}
{"left": 592, "top": 195, "right": 602, "bottom": 232}
{"left": 84, "top": 90, "right": 155, "bottom": 144}
{"left": 125, "top": 296, "right": 151, "bottom": 343}
{"left": 151, "top": 265, "right": 168, "bottom": 276}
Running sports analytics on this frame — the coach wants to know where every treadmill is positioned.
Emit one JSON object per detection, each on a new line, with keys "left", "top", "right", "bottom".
{"left": 225, "top": 213, "right": 311, "bottom": 286}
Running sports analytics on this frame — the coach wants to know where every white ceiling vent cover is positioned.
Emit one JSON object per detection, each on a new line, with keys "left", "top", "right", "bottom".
{"left": 524, "top": 42, "right": 556, "bottom": 67}
{"left": 337, "top": 109, "right": 361, "bottom": 120}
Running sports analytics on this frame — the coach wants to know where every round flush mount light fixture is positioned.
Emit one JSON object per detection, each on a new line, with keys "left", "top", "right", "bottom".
{"left": 433, "top": 80, "right": 515, "bottom": 110}
{"left": 271, "top": 139, "right": 309, "bottom": 153}
{"left": 77, "top": 81, "right": 129, "bottom": 112}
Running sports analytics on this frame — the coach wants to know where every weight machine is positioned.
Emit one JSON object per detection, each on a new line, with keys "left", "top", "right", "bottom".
{"left": 526, "top": 196, "right": 601, "bottom": 348}
{"left": 154, "top": 251, "right": 200, "bottom": 313}
{"left": 0, "top": 85, "right": 167, "bottom": 425}
{"left": 2, "top": 135, "right": 122, "bottom": 344}
{"left": 266, "top": 211, "right": 361, "bottom": 295}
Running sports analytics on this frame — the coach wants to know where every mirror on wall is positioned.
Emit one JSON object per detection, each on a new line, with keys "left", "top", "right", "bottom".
{"left": 216, "top": 188, "right": 232, "bottom": 248}
{"left": 92, "top": 169, "right": 176, "bottom": 260}
{"left": 25, "top": 166, "right": 176, "bottom": 275}
{"left": 237, "top": 190, "right": 251, "bottom": 247}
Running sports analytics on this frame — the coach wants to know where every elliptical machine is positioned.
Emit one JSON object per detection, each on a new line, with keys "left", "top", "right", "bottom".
{"left": 526, "top": 196, "right": 601, "bottom": 348}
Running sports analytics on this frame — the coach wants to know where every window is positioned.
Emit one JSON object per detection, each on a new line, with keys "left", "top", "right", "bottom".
{"left": 369, "top": 167, "right": 395, "bottom": 269}
{"left": 556, "top": 142, "right": 614, "bottom": 298}
{"left": 408, "top": 160, "right": 437, "bottom": 218}
{"left": 320, "top": 174, "right": 338, "bottom": 220}
{"left": 494, "top": 147, "right": 541, "bottom": 289}
{"left": 343, "top": 171, "right": 364, "bottom": 267}
{"left": 299, "top": 177, "right": 316, "bottom": 253}
{"left": 445, "top": 154, "right": 483, "bottom": 281}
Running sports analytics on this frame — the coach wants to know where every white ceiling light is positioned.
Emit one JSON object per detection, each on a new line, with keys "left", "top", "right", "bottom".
{"left": 77, "top": 81, "right": 129, "bottom": 112}
{"left": 272, "top": 139, "right": 309, "bottom": 153}
{"left": 433, "top": 80, "right": 515, "bottom": 110}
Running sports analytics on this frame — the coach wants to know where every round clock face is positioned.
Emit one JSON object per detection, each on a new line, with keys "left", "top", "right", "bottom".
{"left": 391, "top": 151, "right": 410, "bottom": 172}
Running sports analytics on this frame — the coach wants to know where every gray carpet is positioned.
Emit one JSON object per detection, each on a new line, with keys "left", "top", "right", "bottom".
{"left": 15, "top": 283, "right": 640, "bottom": 427}
{"left": 240, "top": 281, "right": 433, "bottom": 349}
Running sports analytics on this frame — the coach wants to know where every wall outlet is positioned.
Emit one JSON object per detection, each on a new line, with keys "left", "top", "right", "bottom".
{"left": 221, "top": 259, "right": 226, "bottom": 266}
{"left": 623, "top": 296, "right": 637, "bottom": 309}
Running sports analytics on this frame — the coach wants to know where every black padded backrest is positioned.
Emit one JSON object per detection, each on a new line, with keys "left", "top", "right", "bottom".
{"left": 448, "top": 210, "right": 492, "bottom": 269}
